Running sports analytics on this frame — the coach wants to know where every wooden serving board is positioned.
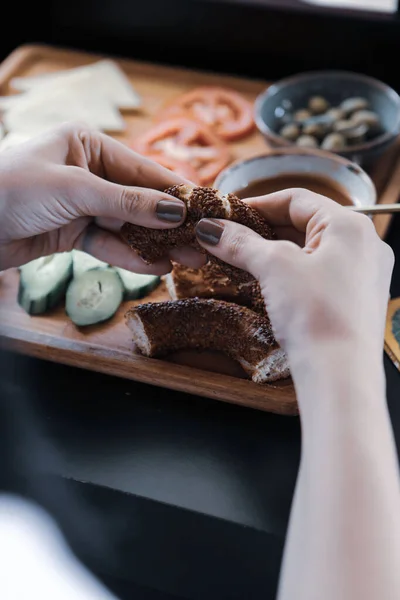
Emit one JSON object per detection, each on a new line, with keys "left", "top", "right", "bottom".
{"left": 0, "top": 270, "right": 297, "bottom": 414}
{"left": 0, "top": 44, "right": 399, "bottom": 414}
{"left": 385, "top": 298, "right": 400, "bottom": 373}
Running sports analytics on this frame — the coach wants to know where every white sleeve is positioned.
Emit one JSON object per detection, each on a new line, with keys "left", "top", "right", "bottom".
{"left": 0, "top": 493, "right": 118, "bottom": 600}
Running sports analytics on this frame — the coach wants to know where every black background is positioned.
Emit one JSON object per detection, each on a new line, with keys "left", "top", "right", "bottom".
{"left": 2, "top": 0, "right": 400, "bottom": 87}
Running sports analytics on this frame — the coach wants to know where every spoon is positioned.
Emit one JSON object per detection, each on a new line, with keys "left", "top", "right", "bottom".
{"left": 349, "top": 204, "right": 400, "bottom": 214}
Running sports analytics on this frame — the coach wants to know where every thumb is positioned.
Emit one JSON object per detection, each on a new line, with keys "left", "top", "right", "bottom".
{"left": 195, "top": 218, "right": 301, "bottom": 281}
{"left": 68, "top": 169, "right": 186, "bottom": 229}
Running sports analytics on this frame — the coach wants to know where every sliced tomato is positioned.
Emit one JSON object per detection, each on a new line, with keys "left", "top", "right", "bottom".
{"left": 145, "top": 153, "right": 201, "bottom": 184}
{"left": 133, "top": 117, "right": 230, "bottom": 185}
{"left": 156, "top": 87, "right": 255, "bottom": 141}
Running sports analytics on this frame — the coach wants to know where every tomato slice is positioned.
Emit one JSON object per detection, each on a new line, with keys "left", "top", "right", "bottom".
{"left": 133, "top": 117, "right": 230, "bottom": 185}
{"left": 156, "top": 87, "right": 255, "bottom": 141}
{"left": 145, "top": 153, "right": 201, "bottom": 184}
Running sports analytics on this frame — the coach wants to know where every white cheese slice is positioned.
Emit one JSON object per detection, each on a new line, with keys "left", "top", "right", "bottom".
{"left": 10, "top": 59, "right": 141, "bottom": 110}
{"left": 3, "top": 83, "right": 126, "bottom": 134}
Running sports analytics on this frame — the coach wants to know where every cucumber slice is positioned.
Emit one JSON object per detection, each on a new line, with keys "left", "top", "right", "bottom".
{"left": 18, "top": 253, "right": 73, "bottom": 315}
{"left": 115, "top": 268, "right": 160, "bottom": 300}
{"left": 66, "top": 268, "right": 123, "bottom": 326}
{"left": 72, "top": 250, "right": 108, "bottom": 277}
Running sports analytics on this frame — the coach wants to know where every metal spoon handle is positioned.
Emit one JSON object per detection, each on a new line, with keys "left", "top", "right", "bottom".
{"left": 349, "top": 204, "right": 400, "bottom": 214}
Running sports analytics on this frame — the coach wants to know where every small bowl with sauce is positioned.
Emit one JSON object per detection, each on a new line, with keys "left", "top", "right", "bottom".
{"left": 214, "top": 148, "right": 376, "bottom": 207}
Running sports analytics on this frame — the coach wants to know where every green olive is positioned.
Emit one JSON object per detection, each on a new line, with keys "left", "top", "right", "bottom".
{"left": 296, "top": 134, "right": 319, "bottom": 148}
{"left": 321, "top": 133, "right": 346, "bottom": 151}
{"left": 308, "top": 96, "right": 330, "bottom": 115}
{"left": 333, "top": 119, "right": 359, "bottom": 135}
{"left": 345, "top": 123, "right": 368, "bottom": 145}
{"left": 333, "top": 119, "right": 368, "bottom": 143}
{"left": 352, "top": 109, "right": 381, "bottom": 129}
{"left": 293, "top": 109, "right": 312, "bottom": 123}
{"left": 280, "top": 123, "right": 300, "bottom": 141}
{"left": 340, "top": 97, "right": 369, "bottom": 115}
{"left": 326, "top": 107, "right": 345, "bottom": 122}
{"left": 303, "top": 121, "right": 327, "bottom": 137}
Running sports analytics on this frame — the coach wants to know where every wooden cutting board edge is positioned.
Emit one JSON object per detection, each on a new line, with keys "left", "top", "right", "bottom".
{"left": 0, "top": 320, "right": 299, "bottom": 416}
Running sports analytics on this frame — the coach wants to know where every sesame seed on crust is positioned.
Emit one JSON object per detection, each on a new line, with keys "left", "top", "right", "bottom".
{"left": 120, "top": 184, "right": 274, "bottom": 284}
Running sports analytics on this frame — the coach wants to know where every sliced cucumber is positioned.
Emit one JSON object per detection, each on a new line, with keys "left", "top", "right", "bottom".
{"left": 18, "top": 253, "right": 73, "bottom": 315}
{"left": 72, "top": 250, "right": 108, "bottom": 277}
{"left": 66, "top": 268, "right": 123, "bottom": 326}
{"left": 115, "top": 268, "right": 160, "bottom": 300}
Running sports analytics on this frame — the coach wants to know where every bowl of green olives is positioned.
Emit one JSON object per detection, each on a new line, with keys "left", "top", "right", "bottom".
{"left": 254, "top": 71, "right": 400, "bottom": 167}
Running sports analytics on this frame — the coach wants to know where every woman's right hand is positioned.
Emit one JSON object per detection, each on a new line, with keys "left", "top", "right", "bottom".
{"left": 195, "top": 188, "right": 394, "bottom": 383}
{"left": 196, "top": 189, "right": 399, "bottom": 600}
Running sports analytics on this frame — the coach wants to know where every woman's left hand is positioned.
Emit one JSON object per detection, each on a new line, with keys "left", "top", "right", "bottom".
{"left": 0, "top": 123, "right": 204, "bottom": 273}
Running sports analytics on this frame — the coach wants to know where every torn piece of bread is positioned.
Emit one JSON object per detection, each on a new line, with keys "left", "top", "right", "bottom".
{"left": 121, "top": 184, "right": 274, "bottom": 285}
{"left": 126, "top": 298, "right": 289, "bottom": 384}
{"left": 164, "top": 262, "right": 267, "bottom": 315}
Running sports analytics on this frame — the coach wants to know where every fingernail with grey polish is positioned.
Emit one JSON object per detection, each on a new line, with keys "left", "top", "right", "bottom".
{"left": 196, "top": 219, "right": 224, "bottom": 246}
{"left": 156, "top": 200, "right": 185, "bottom": 223}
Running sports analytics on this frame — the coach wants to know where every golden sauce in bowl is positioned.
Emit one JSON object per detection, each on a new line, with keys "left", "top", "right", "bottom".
{"left": 235, "top": 173, "right": 353, "bottom": 206}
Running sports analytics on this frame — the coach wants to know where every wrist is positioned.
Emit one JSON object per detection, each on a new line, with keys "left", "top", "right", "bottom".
{"left": 287, "top": 336, "right": 386, "bottom": 412}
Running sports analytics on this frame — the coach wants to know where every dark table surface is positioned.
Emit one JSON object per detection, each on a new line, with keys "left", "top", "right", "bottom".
{"left": 1, "top": 214, "right": 399, "bottom": 599}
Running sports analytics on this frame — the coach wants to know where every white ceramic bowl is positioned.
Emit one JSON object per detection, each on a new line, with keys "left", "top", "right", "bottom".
{"left": 214, "top": 148, "right": 377, "bottom": 207}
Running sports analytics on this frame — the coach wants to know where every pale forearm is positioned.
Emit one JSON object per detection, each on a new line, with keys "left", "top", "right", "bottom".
{"left": 279, "top": 344, "right": 400, "bottom": 600}
{"left": 195, "top": 179, "right": 397, "bottom": 599}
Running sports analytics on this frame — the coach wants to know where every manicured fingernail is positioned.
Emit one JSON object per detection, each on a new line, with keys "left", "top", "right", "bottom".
{"left": 196, "top": 219, "right": 224, "bottom": 246}
{"left": 156, "top": 200, "right": 185, "bottom": 223}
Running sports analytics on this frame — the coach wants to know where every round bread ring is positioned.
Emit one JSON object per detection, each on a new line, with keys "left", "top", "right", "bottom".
{"left": 126, "top": 298, "right": 289, "bottom": 384}
{"left": 121, "top": 184, "right": 274, "bottom": 285}
{"left": 164, "top": 262, "right": 267, "bottom": 315}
